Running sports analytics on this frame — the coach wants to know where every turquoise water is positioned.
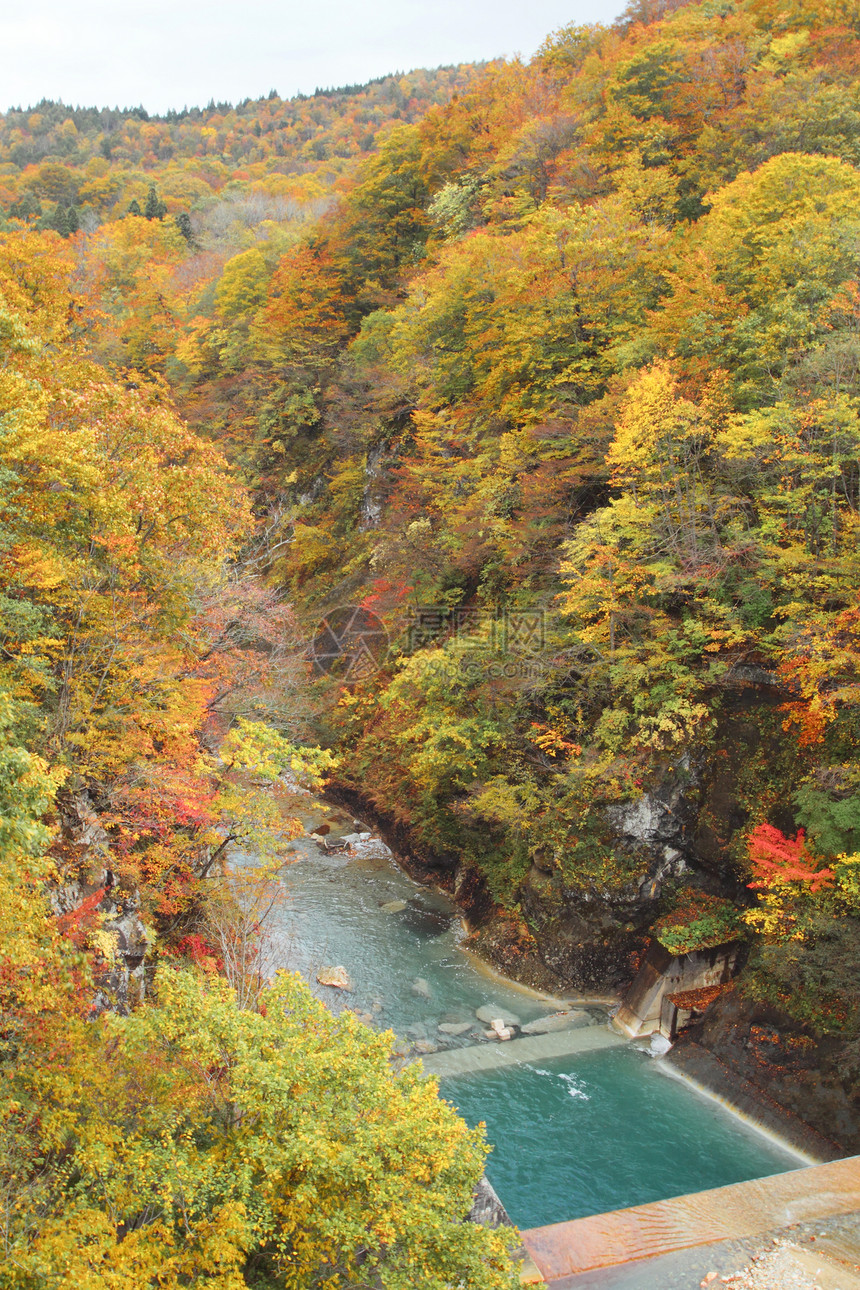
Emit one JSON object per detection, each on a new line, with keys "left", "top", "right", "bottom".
{"left": 261, "top": 798, "right": 561, "bottom": 1039}
{"left": 443, "top": 1047, "right": 803, "bottom": 1229}
{"left": 251, "top": 794, "right": 807, "bottom": 1230}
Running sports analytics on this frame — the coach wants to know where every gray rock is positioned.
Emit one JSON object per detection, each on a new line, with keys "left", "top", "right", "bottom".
{"left": 469, "top": 1174, "right": 514, "bottom": 1228}
{"left": 475, "top": 1005, "right": 521, "bottom": 1026}
{"left": 607, "top": 794, "right": 676, "bottom": 845}
{"left": 520, "top": 1009, "right": 592, "bottom": 1035}
{"left": 637, "top": 846, "right": 690, "bottom": 902}
{"left": 412, "top": 1039, "right": 437, "bottom": 1054}
{"left": 411, "top": 976, "right": 432, "bottom": 998}
{"left": 437, "top": 1021, "right": 474, "bottom": 1036}
{"left": 380, "top": 899, "right": 408, "bottom": 913}
{"left": 353, "top": 839, "right": 393, "bottom": 860}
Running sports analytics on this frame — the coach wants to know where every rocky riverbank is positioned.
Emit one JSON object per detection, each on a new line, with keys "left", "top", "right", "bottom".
{"left": 325, "top": 780, "right": 638, "bottom": 996}
{"left": 674, "top": 989, "right": 860, "bottom": 1158}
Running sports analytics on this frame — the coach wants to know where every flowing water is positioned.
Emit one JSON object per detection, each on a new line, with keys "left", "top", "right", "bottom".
{"left": 258, "top": 796, "right": 563, "bottom": 1040}
{"left": 252, "top": 793, "right": 807, "bottom": 1230}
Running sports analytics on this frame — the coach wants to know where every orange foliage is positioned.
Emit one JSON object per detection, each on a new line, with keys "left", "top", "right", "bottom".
{"left": 747, "top": 824, "right": 835, "bottom": 892}
{"left": 261, "top": 244, "right": 351, "bottom": 357}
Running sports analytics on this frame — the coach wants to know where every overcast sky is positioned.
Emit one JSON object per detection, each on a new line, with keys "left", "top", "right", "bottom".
{"left": 1, "top": 0, "right": 624, "bottom": 115}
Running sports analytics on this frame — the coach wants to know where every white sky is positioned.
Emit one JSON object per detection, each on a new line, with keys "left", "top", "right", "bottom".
{"left": 1, "top": 0, "right": 624, "bottom": 115}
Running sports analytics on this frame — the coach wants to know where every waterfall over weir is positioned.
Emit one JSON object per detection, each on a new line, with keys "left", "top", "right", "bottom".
{"left": 419, "top": 1025, "right": 624, "bottom": 1077}
{"left": 520, "top": 1156, "right": 860, "bottom": 1287}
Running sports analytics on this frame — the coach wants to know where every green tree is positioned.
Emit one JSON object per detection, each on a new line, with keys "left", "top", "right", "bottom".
{"left": 174, "top": 210, "right": 193, "bottom": 242}
{"left": 1, "top": 961, "right": 517, "bottom": 1287}
{"left": 144, "top": 184, "right": 167, "bottom": 220}
{"left": 333, "top": 123, "right": 434, "bottom": 303}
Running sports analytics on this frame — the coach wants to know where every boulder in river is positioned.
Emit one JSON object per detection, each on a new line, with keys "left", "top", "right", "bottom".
{"left": 316, "top": 966, "right": 352, "bottom": 990}
{"left": 411, "top": 976, "right": 432, "bottom": 998}
{"left": 520, "top": 1009, "right": 593, "bottom": 1035}
{"left": 469, "top": 1174, "right": 513, "bottom": 1228}
{"left": 379, "top": 899, "right": 408, "bottom": 913}
{"left": 475, "top": 1004, "right": 520, "bottom": 1027}
{"left": 438, "top": 1021, "right": 474, "bottom": 1036}
{"left": 412, "top": 1039, "right": 438, "bottom": 1054}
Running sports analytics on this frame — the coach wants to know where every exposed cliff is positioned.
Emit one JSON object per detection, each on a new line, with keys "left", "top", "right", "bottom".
{"left": 51, "top": 793, "right": 151, "bottom": 1014}
{"left": 677, "top": 989, "right": 860, "bottom": 1157}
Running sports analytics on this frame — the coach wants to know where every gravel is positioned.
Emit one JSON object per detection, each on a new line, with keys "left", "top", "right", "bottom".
{"left": 702, "top": 1237, "right": 860, "bottom": 1290}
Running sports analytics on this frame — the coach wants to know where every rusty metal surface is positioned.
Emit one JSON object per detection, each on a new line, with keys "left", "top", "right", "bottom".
{"left": 521, "top": 1156, "right": 860, "bottom": 1282}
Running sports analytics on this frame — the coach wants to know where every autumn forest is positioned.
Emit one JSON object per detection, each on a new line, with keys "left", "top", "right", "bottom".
{"left": 2, "top": 0, "right": 860, "bottom": 1282}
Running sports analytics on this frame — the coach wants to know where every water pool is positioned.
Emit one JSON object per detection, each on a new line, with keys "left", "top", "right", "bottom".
{"left": 442, "top": 1047, "right": 805, "bottom": 1230}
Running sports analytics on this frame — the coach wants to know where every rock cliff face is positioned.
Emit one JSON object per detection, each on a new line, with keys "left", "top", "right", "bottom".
{"left": 501, "top": 762, "right": 708, "bottom": 993}
{"left": 335, "top": 756, "right": 740, "bottom": 994}
{"left": 680, "top": 990, "right": 860, "bottom": 1156}
{"left": 479, "top": 713, "right": 773, "bottom": 995}
{"left": 605, "top": 767, "right": 695, "bottom": 901}
{"left": 51, "top": 792, "right": 150, "bottom": 1014}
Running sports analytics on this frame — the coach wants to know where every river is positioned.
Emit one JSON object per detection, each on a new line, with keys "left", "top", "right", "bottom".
{"left": 246, "top": 789, "right": 806, "bottom": 1230}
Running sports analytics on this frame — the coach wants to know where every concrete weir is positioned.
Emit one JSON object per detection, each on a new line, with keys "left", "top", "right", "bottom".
{"left": 418, "top": 1025, "right": 625, "bottom": 1078}
{"left": 520, "top": 1156, "right": 860, "bottom": 1287}
{"left": 613, "top": 940, "right": 740, "bottom": 1040}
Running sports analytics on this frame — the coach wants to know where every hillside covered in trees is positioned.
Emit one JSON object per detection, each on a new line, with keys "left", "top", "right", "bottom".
{"left": 3, "top": 0, "right": 860, "bottom": 1276}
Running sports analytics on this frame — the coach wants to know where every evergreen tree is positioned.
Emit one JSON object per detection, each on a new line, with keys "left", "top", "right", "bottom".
{"left": 8, "top": 193, "right": 42, "bottom": 221}
{"left": 47, "top": 202, "right": 70, "bottom": 236}
{"left": 174, "top": 210, "right": 193, "bottom": 242}
{"left": 144, "top": 184, "right": 167, "bottom": 220}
